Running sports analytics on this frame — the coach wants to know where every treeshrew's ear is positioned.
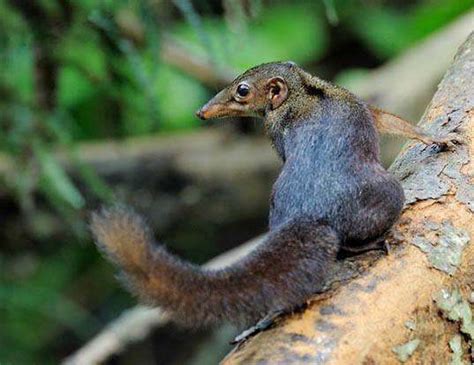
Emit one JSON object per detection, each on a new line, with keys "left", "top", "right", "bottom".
{"left": 266, "top": 77, "right": 288, "bottom": 110}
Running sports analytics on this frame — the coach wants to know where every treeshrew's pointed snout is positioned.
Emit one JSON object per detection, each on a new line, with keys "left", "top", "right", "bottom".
{"left": 195, "top": 101, "right": 225, "bottom": 120}
{"left": 196, "top": 87, "right": 257, "bottom": 120}
{"left": 196, "top": 89, "right": 230, "bottom": 120}
{"left": 195, "top": 108, "right": 206, "bottom": 120}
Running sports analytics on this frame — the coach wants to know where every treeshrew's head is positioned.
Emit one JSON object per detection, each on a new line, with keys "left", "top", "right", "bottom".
{"left": 196, "top": 61, "right": 301, "bottom": 121}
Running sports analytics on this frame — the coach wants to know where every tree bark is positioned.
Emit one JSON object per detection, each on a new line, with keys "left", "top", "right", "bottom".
{"left": 222, "top": 32, "right": 473, "bottom": 365}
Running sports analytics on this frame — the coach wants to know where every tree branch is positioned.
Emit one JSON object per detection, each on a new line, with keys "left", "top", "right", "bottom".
{"left": 0, "top": 130, "right": 278, "bottom": 243}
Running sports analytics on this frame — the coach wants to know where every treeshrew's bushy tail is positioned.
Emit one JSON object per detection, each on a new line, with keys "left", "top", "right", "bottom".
{"left": 91, "top": 206, "right": 340, "bottom": 327}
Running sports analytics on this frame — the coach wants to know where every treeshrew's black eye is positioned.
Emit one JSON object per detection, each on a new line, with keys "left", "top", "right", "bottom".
{"left": 237, "top": 83, "right": 250, "bottom": 98}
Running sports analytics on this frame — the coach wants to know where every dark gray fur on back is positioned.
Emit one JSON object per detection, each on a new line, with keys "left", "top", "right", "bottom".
{"left": 268, "top": 93, "right": 404, "bottom": 248}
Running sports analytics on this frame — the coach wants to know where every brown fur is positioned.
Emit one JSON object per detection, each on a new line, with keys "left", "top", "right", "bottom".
{"left": 91, "top": 206, "right": 339, "bottom": 327}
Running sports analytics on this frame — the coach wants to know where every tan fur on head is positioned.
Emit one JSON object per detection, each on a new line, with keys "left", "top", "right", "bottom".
{"left": 90, "top": 206, "right": 152, "bottom": 276}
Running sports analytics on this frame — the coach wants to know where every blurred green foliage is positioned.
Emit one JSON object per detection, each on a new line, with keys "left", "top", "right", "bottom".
{"left": 173, "top": 2, "right": 328, "bottom": 69}
{"left": 0, "top": 0, "right": 471, "bottom": 363}
{"left": 347, "top": 0, "right": 473, "bottom": 58}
